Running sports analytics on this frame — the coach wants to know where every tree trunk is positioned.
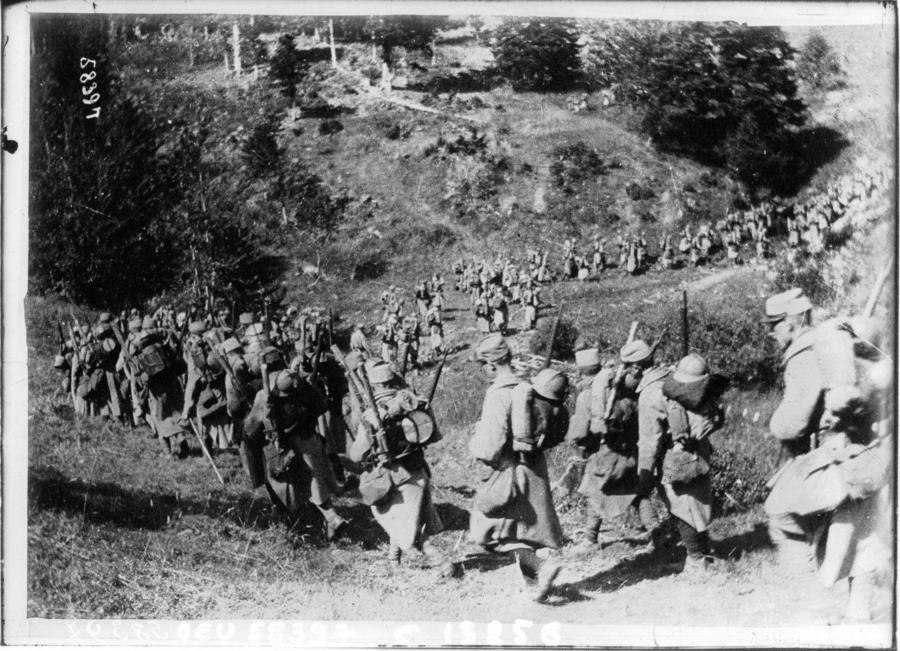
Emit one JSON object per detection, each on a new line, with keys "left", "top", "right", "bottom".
{"left": 223, "top": 50, "right": 230, "bottom": 75}
{"left": 188, "top": 41, "right": 195, "bottom": 68}
{"left": 232, "top": 22, "right": 242, "bottom": 76}
{"left": 329, "top": 19, "right": 337, "bottom": 66}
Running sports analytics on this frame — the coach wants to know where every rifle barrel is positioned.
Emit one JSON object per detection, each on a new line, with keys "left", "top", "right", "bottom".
{"left": 426, "top": 351, "right": 448, "bottom": 404}
{"left": 542, "top": 302, "right": 564, "bottom": 369}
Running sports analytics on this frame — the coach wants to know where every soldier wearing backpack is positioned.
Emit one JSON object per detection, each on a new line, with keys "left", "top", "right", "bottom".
{"left": 242, "top": 369, "right": 347, "bottom": 542}
{"left": 566, "top": 346, "right": 657, "bottom": 551}
{"left": 762, "top": 289, "right": 893, "bottom": 622}
{"left": 468, "top": 334, "right": 569, "bottom": 602}
{"left": 347, "top": 361, "right": 446, "bottom": 567}
{"left": 134, "top": 316, "right": 189, "bottom": 457}
{"left": 636, "top": 353, "right": 728, "bottom": 572}
{"left": 182, "top": 328, "right": 233, "bottom": 450}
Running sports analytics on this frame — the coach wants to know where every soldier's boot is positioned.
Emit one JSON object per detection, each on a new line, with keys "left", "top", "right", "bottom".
{"left": 844, "top": 572, "right": 876, "bottom": 623}
{"left": 682, "top": 553, "right": 714, "bottom": 577}
{"left": 575, "top": 515, "right": 603, "bottom": 553}
{"left": 328, "top": 453, "right": 346, "bottom": 484}
{"left": 533, "top": 558, "right": 562, "bottom": 603}
{"left": 318, "top": 504, "right": 346, "bottom": 542}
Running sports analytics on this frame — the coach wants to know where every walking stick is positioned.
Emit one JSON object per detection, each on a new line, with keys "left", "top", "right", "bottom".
{"left": 187, "top": 417, "right": 226, "bottom": 486}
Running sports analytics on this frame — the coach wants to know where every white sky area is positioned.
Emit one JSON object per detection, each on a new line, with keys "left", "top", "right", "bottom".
{"left": 19, "top": 0, "right": 891, "bottom": 25}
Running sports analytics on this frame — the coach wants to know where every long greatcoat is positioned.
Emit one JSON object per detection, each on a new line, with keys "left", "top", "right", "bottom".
{"left": 567, "top": 369, "right": 640, "bottom": 520}
{"left": 637, "top": 368, "right": 714, "bottom": 532}
{"left": 347, "top": 407, "right": 443, "bottom": 551}
{"left": 468, "top": 373, "right": 564, "bottom": 551}
{"left": 764, "top": 322, "right": 891, "bottom": 585}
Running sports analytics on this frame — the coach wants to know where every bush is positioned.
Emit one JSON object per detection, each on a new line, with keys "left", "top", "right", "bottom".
{"left": 529, "top": 316, "right": 579, "bottom": 361}
{"left": 242, "top": 112, "right": 283, "bottom": 175}
{"left": 710, "top": 444, "right": 774, "bottom": 515}
{"left": 584, "top": 20, "right": 807, "bottom": 191}
{"left": 796, "top": 31, "right": 844, "bottom": 91}
{"left": 490, "top": 18, "right": 581, "bottom": 91}
{"left": 318, "top": 119, "right": 343, "bottom": 136}
{"left": 269, "top": 34, "right": 304, "bottom": 98}
{"left": 549, "top": 142, "right": 607, "bottom": 187}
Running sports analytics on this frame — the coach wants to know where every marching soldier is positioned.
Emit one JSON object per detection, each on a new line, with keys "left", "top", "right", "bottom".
{"left": 468, "top": 334, "right": 568, "bottom": 602}
{"left": 762, "top": 289, "right": 892, "bottom": 622}
{"left": 347, "top": 361, "right": 446, "bottom": 567}
{"left": 379, "top": 315, "right": 400, "bottom": 364}
{"left": 566, "top": 347, "right": 656, "bottom": 550}
{"left": 350, "top": 323, "right": 371, "bottom": 357}
{"left": 242, "top": 368, "right": 348, "bottom": 541}
{"left": 134, "top": 316, "right": 190, "bottom": 457}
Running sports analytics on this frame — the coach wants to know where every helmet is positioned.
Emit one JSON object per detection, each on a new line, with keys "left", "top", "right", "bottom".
{"left": 532, "top": 368, "right": 568, "bottom": 402}
{"left": 672, "top": 353, "right": 709, "bottom": 383}
{"left": 620, "top": 340, "right": 651, "bottom": 364}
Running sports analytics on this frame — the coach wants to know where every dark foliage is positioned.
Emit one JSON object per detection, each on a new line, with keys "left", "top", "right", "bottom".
{"left": 410, "top": 69, "right": 502, "bottom": 94}
{"left": 30, "top": 16, "right": 343, "bottom": 310}
{"left": 318, "top": 119, "right": 344, "bottom": 136}
{"left": 29, "top": 15, "right": 185, "bottom": 306}
{"left": 710, "top": 446, "right": 775, "bottom": 514}
{"left": 796, "top": 31, "right": 845, "bottom": 91}
{"left": 549, "top": 142, "right": 608, "bottom": 187}
{"left": 490, "top": 18, "right": 581, "bottom": 91}
{"left": 646, "top": 302, "right": 781, "bottom": 390}
{"left": 365, "top": 16, "right": 446, "bottom": 65}
{"left": 269, "top": 33, "right": 305, "bottom": 98}
{"left": 299, "top": 98, "right": 345, "bottom": 119}
{"left": 242, "top": 112, "right": 283, "bottom": 175}
{"left": 584, "top": 21, "right": 811, "bottom": 191}
{"left": 530, "top": 316, "right": 580, "bottom": 361}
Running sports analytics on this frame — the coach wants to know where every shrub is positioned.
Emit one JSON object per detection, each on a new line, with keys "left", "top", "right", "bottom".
{"left": 529, "top": 316, "right": 579, "bottom": 361}
{"left": 269, "top": 33, "right": 304, "bottom": 98}
{"left": 549, "top": 142, "right": 607, "bottom": 186}
{"left": 274, "top": 159, "right": 345, "bottom": 231}
{"left": 710, "top": 444, "right": 774, "bottom": 515}
{"left": 490, "top": 18, "right": 581, "bottom": 91}
{"left": 583, "top": 20, "right": 807, "bottom": 191}
{"left": 318, "top": 119, "right": 343, "bottom": 136}
{"left": 796, "top": 31, "right": 844, "bottom": 91}
{"left": 242, "top": 112, "right": 283, "bottom": 175}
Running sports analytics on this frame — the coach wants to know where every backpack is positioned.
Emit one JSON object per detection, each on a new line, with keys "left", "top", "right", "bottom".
{"left": 511, "top": 382, "right": 569, "bottom": 453}
{"left": 377, "top": 389, "right": 441, "bottom": 452}
{"left": 186, "top": 336, "right": 208, "bottom": 371}
{"left": 135, "top": 333, "right": 175, "bottom": 379}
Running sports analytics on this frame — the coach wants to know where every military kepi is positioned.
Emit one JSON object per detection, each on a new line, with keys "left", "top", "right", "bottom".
{"left": 475, "top": 333, "right": 511, "bottom": 363}
{"left": 620, "top": 339, "right": 651, "bottom": 363}
{"left": 762, "top": 287, "right": 812, "bottom": 323}
{"left": 574, "top": 348, "right": 601, "bottom": 369}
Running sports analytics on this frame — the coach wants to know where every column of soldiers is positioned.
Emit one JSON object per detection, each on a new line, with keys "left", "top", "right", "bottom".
{"left": 466, "top": 327, "right": 732, "bottom": 601}
{"left": 466, "top": 283, "right": 890, "bottom": 617}
{"left": 454, "top": 254, "right": 544, "bottom": 333}
{"left": 450, "top": 164, "right": 886, "bottom": 283}
{"left": 51, "top": 276, "right": 891, "bottom": 617}
{"left": 375, "top": 275, "right": 446, "bottom": 371}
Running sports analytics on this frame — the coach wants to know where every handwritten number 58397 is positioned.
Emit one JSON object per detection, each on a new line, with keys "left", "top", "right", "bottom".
{"left": 80, "top": 58, "right": 100, "bottom": 119}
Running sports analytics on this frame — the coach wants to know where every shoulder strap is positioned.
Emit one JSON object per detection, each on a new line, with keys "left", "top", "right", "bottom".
{"left": 665, "top": 398, "right": 690, "bottom": 442}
